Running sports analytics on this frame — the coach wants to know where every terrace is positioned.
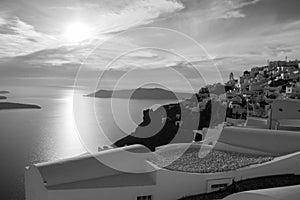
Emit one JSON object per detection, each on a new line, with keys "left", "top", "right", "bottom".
{"left": 149, "top": 148, "right": 274, "bottom": 173}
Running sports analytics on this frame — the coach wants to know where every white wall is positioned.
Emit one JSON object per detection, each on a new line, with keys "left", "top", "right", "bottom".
{"left": 26, "top": 149, "right": 300, "bottom": 200}
{"left": 153, "top": 150, "right": 300, "bottom": 200}
{"left": 218, "top": 127, "right": 300, "bottom": 156}
{"left": 155, "top": 169, "right": 235, "bottom": 200}
{"left": 25, "top": 166, "right": 48, "bottom": 200}
{"left": 48, "top": 185, "right": 155, "bottom": 200}
{"left": 26, "top": 135, "right": 300, "bottom": 200}
{"left": 269, "top": 99, "right": 300, "bottom": 129}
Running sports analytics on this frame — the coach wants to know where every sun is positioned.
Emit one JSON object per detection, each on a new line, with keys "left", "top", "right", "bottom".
{"left": 63, "top": 22, "right": 94, "bottom": 43}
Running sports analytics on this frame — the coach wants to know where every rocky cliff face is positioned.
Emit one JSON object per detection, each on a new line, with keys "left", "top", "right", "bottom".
{"left": 113, "top": 97, "right": 227, "bottom": 151}
{"left": 114, "top": 103, "right": 181, "bottom": 151}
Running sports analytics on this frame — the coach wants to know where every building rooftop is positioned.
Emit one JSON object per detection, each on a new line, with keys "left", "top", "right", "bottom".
{"left": 149, "top": 148, "right": 274, "bottom": 173}
{"left": 28, "top": 145, "right": 155, "bottom": 189}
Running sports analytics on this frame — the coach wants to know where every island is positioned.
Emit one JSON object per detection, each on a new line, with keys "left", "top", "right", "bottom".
{"left": 0, "top": 91, "right": 9, "bottom": 94}
{"left": 0, "top": 102, "right": 41, "bottom": 110}
{"left": 86, "top": 87, "right": 192, "bottom": 99}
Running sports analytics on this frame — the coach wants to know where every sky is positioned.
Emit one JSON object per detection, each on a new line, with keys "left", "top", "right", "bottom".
{"left": 0, "top": 0, "right": 300, "bottom": 91}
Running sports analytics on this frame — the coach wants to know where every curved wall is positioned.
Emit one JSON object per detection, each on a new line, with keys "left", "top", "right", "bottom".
{"left": 223, "top": 185, "right": 300, "bottom": 200}
{"left": 217, "top": 127, "right": 300, "bottom": 156}
{"left": 153, "top": 143, "right": 300, "bottom": 200}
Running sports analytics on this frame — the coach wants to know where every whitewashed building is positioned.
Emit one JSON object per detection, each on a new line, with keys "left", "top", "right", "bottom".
{"left": 26, "top": 127, "right": 300, "bottom": 200}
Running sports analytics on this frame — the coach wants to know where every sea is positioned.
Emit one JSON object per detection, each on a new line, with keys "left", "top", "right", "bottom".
{"left": 0, "top": 85, "right": 178, "bottom": 200}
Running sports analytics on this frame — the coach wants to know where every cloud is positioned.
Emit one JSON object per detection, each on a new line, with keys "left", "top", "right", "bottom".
{"left": 210, "top": 0, "right": 261, "bottom": 19}
{"left": 267, "top": 44, "right": 296, "bottom": 57}
{"left": 93, "top": 0, "right": 185, "bottom": 34}
{"left": 222, "top": 10, "right": 246, "bottom": 19}
{"left": 0, "top": 0, "right": 184, "bottom": 58}
{"left": 0, "top": 0, "right": 187, "bottom": 70}
{"left": 0, "top": 17, "right": 5, "bottom": 25}
{"left": 48, "top": 0, "right": 185, "bottom": 35}
{"left": 0, "top": 34, "right": 167, "bottom": 78}
{"left": 0, "top": 17, "right": 58, "bottom": 58}
{"left": 0, "top": 0, "right": 262, "bottom": 60}
{"left": 1, "top": 0, "right": 300, "bottom": 89}
{"left": 177, "top": 0, "right": 261, "bottom": 22}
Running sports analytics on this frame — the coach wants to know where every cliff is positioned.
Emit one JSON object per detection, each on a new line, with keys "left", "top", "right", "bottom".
{"left": 113, "top": 96, "right": 227, "bottom": 151}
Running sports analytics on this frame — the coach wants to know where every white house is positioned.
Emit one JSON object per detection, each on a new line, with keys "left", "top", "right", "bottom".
{"left": 25, "top": 127, "right": 300, "bottom": 200}
{"left": 268, "top": 99, "right": 300, "bottom": 130}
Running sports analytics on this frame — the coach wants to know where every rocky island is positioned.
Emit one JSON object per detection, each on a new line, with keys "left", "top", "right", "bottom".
{"left": 0, "top": 91, "right": 9, "bottom": 94}
{"left": 87, "top": 87, "right": 192, "bottom": 99}
{"left": 0, "top": 91, "right": 41, "bottom": 110}
{"left": 0, "top": 102, "right": 41, "bottom": 110}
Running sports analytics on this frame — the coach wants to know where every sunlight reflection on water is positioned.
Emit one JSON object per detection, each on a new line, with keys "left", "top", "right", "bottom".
{"left": 0, "top": 86, "right": 175, "bottom": 199}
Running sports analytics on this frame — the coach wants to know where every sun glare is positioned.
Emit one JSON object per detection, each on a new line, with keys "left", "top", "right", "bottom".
{"left": 63, "top": 22, "right": 94, "bottom": 43}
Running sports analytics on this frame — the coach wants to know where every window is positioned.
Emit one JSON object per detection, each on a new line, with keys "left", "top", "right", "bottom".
{"left": 211, "top": 183, "right": 228, "bottom": 189}
{"left": 137, "top": 195, "right": 152, "bottom": 200}
{"left": 207, "top": 178, "right": 232, "bottom": 193}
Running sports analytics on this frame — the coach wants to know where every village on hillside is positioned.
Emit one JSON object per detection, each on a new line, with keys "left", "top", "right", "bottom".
{"left": 225, "top": 58, "right": 300, "bottom": 119}
{"left": 181, "top": 58, "right": 300, "bottom": 122}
